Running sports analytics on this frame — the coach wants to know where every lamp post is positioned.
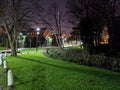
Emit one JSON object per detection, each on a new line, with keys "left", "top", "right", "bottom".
{"left": 36, "top": 28, "right": 40, "bottom": 53}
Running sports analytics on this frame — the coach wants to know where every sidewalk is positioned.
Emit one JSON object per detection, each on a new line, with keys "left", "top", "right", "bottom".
{"left": 0, "top": 48, "right": 25, "bottom": 53}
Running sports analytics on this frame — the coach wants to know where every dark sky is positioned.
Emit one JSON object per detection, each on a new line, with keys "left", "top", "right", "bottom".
{"left": 42, "top": 0, "right": 66, "bottom": 12}
{"left": 39, "top": 0, "right": 73, "bottom": 33}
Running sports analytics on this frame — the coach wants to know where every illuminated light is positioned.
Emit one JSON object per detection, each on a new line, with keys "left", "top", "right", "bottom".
{"left": 100, "top": 38, "right": 109, "bottom": 45}
{"left": 37, "top": 32, "right": 40, "bottom": 35}
{"left": 80, "top": 41, "right": 83, "bottom": 45}
{"left": 99, "top": 25, "right": 109, "bottom": 45}
{"left": 36, "top": 28, "right": 40, "bottom": 35}
{"left": 36, "top": 28, "right": 40, "bottom": 31}
{"left": 19, "top": 32, "right": 23, "bottom": 35}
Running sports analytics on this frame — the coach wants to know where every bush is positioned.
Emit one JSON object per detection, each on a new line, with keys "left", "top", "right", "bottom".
{"left": 45, "top": 47, "right": 120, "bottom": 72}
{"left": 104, "top": 57, "right": 120, "bottom": 71}
{"left": 88, "top": 54, "right": 106, "bottom": 67}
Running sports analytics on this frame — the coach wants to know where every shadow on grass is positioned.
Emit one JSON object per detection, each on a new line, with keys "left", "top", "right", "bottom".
{"left": 16, "top": 55, "right": 120, "bottom": 82}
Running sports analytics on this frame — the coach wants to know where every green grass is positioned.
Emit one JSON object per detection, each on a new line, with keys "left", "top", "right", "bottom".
{"left": 0, "top": 66, "right": 7, "bottom": 89}
{"left": 0, "top": 46, "right": 6, "bottom": 50}
{"left": 4, "top": 49, "right": 120, "bottom": 90}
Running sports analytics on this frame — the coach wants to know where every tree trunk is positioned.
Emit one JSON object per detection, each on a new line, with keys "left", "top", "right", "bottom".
{"left": 1, "top": 13, "right": 17, "bottom": 56}
{"left": 9, "top": 41, "right": 17, "bottom": 56}
{"left": 58, "top": 35, "right": 64, "bottom": 49}
{"left": 54, "top": 34, "right": 61, "bottom": 47}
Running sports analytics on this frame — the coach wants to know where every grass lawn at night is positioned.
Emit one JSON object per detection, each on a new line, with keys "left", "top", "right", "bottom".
{"left": 4, "top": 48, "right": 120, "bottom": 90}
{"left": 0, "top": 67, "right": 7, "bottom": 89}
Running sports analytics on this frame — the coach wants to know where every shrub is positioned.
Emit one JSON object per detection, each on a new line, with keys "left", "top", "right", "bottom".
{"left": 88, "top": 54, "right": 106, "bottom": 67}
{"left": 45, "top": 47, "right": 120, "bottom": 72}
{"left": 117, "top": 58, "right": 120, "bottom": 71}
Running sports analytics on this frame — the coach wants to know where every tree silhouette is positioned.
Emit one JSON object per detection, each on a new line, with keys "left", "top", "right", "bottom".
{"left": 66, "top": 0, "right": 120, "bottom": 55}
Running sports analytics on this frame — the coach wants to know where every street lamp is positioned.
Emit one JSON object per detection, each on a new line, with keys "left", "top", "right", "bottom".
{"left": 36, "top": 28, "right": 40, "bottom": 32}
{"left": 36, "top": 28, "right": 40, "bottom": 53}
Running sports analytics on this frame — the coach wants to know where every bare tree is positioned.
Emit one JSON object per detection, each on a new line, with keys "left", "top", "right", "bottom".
{"left": 35, "top": 3, "right": 64, "bottom": 49}
{"left": 66, "top": 0, "right": 93, "bottom": 26}
{"left": 0, "top": 0, "right": 42, "bottom": 56}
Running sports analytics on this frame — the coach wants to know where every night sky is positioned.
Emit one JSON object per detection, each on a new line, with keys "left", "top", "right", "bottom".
{"left": 42, "top": 0, "right": 66, "bottom": 10}
{"left": 40, "top": 0, "right": 72, "bottom": 33}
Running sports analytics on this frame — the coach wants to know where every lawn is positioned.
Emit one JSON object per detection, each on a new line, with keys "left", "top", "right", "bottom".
{"left": 3, "top": 48, "right": 120, "bottom": 90}
{"left": 0, "top": 66, "right": 7, "bottom": 89}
